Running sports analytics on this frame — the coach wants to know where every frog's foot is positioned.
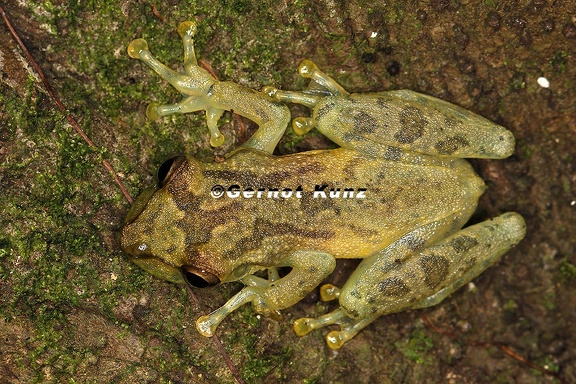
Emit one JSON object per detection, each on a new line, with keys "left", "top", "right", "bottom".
{"left": 262, "top": 86, "right": 318, "bottom": 135}
{"left": 128, "top": 21, "right": 228, "bottom": 146}
{"left": 196, "top": 284, "right": 272, "bottom": 337}
{"left": 297, "top": 60, "right": 349, "bottom": 97}
{"left": 197, "top": 250, "right": 336, "bottom": 337}
{"left": 262, "top": 60, "right": 349, "bottom": 136}
{"left": 295, "top": 283, "right": 375, "bottom": 349}
{"left": 144, "top": 99, "right": 225, "bottom": 147}
{"left": 294, "top": 308, "right": 378, "bottom": 349}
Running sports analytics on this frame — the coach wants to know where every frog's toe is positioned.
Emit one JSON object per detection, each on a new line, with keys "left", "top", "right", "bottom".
{"left": 293, "top": 318, "right": 315, "bottom": 336}
{"left": 177, "top": 20, "right": 197, "bottom": 38}
{"left": 292, "top": 117, "right": 315, "bottom": 136}
{"left": 196, "top": 314, "right": 218, "bottom": 337}
{"left": 210, "top": 131, "right": 225, "bottom": 147}
{"left": 298, "top": 59, "right": 319, "bottom": 78}
{"left": 297, "top": 59, "right": 348, "bottom": 96}
{"left": 146, "top": 103, "right": 161, "bottom": 120}
{"left": 319, "top": 283, "right": 340, "bottom": 302}
{"left": 127, "top": 38, "right": 149, "bottom": 59}
{"left": 326, "top": 330, "right": 348, "bottom": 349}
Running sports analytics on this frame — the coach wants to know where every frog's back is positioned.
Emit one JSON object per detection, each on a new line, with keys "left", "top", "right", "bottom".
{"left": 182, "top": 148, "right": 484, "bottom": 265}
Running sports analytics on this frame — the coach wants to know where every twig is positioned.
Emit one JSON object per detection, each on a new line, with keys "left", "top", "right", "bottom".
{"left": 421, "top": 314, "right": 569, "bottom": 384}
{"left": 185, "top": 285, "right": 246, "bottom": 384}
{"left": 150, "top": 4, "right": 166, "bottom": 23}
{"left": 0, "top": 6, "right": 133, "bottom": 204}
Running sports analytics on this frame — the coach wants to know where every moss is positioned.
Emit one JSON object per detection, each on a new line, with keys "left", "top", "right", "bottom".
{"left": 3, "top": 0, "right": 576, "bottom": 382}
{"left": 394, "top": 328, "right": 435, "bottom": 365}
{"left": 560, "top": 258, "right": 576, "bottom": 282}
{"left": 239, "top": 332, "right": 293, "bottom": 383}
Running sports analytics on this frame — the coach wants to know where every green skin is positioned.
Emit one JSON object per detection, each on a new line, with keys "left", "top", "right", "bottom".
{"left": 121, "top": 21, "right": 526, "bottom": 349}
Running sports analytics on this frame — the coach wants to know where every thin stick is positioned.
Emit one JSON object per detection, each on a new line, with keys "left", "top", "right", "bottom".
{"left": 0, "top": 6, "right": 133, "bottom": 204}
{"left": 150, "top": 4, "right": 166, "bottom": 23}
{"left": 422, "top": 314, "right": 569, "bottom": 384}
{"left": 185, "top": 285, "right": 246, "bottom": 384}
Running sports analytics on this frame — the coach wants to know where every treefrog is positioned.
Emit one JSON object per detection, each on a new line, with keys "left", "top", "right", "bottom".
{"left": 121, "top": 21, "right": 526, "bottom": 349}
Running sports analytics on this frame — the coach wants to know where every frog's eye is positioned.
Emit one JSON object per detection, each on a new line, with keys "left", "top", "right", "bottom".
{"left": 158, "top": 156, "right": 185, "bottom": 188}
{"left": 181, "top": 266, "right": 220, "bottom": 288}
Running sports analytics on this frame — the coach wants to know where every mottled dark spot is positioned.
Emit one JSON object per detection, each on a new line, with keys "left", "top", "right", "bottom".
{"left": 341, "top": 132, "right": 364, "bottom": 143}
{"left": 444, "top": 116, "right": 462, "bottom": 130}
{"left": 226, "top": 219, "right": 334, "bottom": 259}
{"left": 354, "top": 111, "right": 379, "bottom": 134}
{"left": 404, "top": 234, "right": 426, "bottom": 252}
{"left": 420, "top": 255, "right": 449, "bottom": 290}
{"left": 317, "top": 102, "right": 336, "bottom": 118}
{"left": 434, "top": 134, "right": 470, "bottom": 155}
{"left": 384, "top": 146, "right": 403, "bottom": 161}
{"left": 378, "top": 276, "right": 411, "bottom": 297}
{"left": 348, "top": 224, "right": 379, "bottom": 238}
{"left": 449, "top": 235, "right": 479, "bottom": 253}
{"left": 376, "top": 97, "right": 392, "bottom": 110}
{"left": 361, "top": 51, "right": 377, "bottom": 63}
{"left": 299, "top": 191, "right": 340, "bottom": 217}
{"left": 394, "top": 106, "right": 427, "bottom": 143}
{"left": 254, "top": 107, "right": 269, "bottom": 122}
{"left": 386, "top": 60, "right": 401, "bottom": 76}
{"left": 350, "top": 289, "right": 361, "bottom": 299}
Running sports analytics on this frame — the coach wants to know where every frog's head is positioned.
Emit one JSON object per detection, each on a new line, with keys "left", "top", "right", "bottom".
{"left": 120, "top": 156, "right": 226, "bottom": 288}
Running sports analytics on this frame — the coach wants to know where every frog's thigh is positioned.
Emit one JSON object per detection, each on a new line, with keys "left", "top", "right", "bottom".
{"left": 338, "top": 212, "right": 526, "bottom": 320}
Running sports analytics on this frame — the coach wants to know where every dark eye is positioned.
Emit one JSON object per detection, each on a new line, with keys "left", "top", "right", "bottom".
{"left": 181, "top": 266, "right": 220, "bottom": 288}
{"left": 158, "top": 156, "right": 185, "bottom": 187}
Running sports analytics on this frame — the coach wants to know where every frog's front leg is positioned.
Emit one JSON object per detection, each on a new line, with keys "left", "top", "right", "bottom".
{"left": 128, "top": 21, "right": 290, "bottom": 153}
{"left": 196, "top": 250, "right": 336, "bottom": 337}
{"left": 295, "top": 212, "right": 526, "bottom": 349}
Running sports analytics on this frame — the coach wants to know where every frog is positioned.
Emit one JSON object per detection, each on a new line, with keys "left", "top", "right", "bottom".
{"left": 121, "top": 20, "right": 526, "bottom": 349}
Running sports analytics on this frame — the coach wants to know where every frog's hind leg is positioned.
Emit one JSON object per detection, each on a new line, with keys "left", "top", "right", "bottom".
{"left": 263, "top": 60, "right": 349, "bottom": 136}
{"left": 412, "top": 212, "right": 526, "bottom": 309}
{"left": 294, "top": 212, "right": 526, "bottom": 349}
